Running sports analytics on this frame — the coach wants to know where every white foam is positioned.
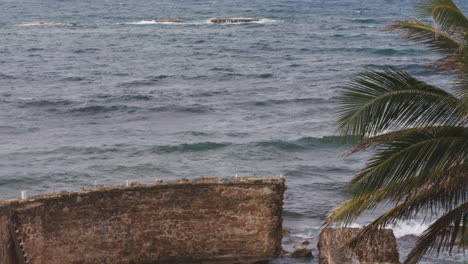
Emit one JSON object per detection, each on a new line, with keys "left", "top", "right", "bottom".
{"left": 348, "top": 220, "right": 430, "bottom": 238}
{"left": 208, "top": 18, "right": 278, "bottom": 24}
{"left": 392, "top": 220, "right": 430, "bottom": 238}
{"left": 124, "top": 20, "right": 186, "bottom": 25}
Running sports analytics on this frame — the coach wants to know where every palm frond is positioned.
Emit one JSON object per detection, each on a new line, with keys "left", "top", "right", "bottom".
{"left": 453, "top": 56, "right": 468, "bottom": 99}
{"left": 326, "top": 163, "right": 467, "bottom": 227}
{"left": 404, "top": 202, "right": 468, "bottom": 264}
{"left": 337, "top": 67, "right": 465, "bottom": 137}
{"left": 341, "top": 126, "right": 459, "bottom": 156}
{"left": 347, "top": 169, "right": 467, "bottom": 241}
{"left": 386, "top": 20, "right": 462, "bottom": 54}
{"left": 349, "top": 126, "right": 467, "bottom": 196}
{"left": 417, "top": 0, "right": 468, "bottom": 33}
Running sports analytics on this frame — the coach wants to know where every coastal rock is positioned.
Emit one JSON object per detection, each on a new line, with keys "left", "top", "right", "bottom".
{"left": 318, "top": 228, "right": 400, "bottom": 264}
{"left": 210, "top": 18, "right": 261, "bottom": 23}
{"left": 14, "top": 21, "right": 76, "bottom": 26}
{"left": 290, "top": 248, "right": 313, "bottom": 258}
{"left": 151, "top": 19, "right": 185, "bottom": 23}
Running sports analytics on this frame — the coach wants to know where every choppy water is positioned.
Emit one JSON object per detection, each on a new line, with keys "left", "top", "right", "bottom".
{"left": 0, "top": 0, "right": 466, "bottom": 263}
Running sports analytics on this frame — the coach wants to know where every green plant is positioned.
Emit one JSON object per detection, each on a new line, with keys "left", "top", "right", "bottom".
{"left": 325, "top": 1, "right": 467, "bottom": 263}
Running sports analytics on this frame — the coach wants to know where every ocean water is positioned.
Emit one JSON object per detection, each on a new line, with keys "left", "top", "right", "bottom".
{"left": 0, "top": 0, "right": 466, "bottom": 263}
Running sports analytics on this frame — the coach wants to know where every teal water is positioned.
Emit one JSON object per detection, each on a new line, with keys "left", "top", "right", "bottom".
{"left": 0, "top": 0, "right": 466, "bottom": 262}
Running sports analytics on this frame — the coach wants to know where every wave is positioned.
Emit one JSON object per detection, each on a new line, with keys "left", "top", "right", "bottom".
{"left": 61, "top": 76, "right": 87, "bottom": 82}
{"left": 151, "top": 142, "right": 229, "bottom": 153}
{"left": 0, "top": 73, "right": 16, "bottom": 80}
{"left": 124, "top": 20, "right": 187, "bottom": 25}
{"left": 242, "top": 97, "right": 326, "bottom": 107}
{"left": 117, "top": 94, "right": 153, "bottom": 101}
{"left": 349, "top": 220, "right": 430, "bottom": 238}
{"left": 17, "top": 98, "right": 75, "bottom": 108}
{"left": 117, "top": 75, "right": 170, "bottom": 88}
{"left": 69, "top": 105, "right": 138, "bottom": 114}
{"left": 150, "top": 104, "right": 213, "bottom": 113}
{"left": 393, "top": 221, "right": 430, "bottom": 238}
{"left": 254, "top": 136, "right": 347, "bottom": 151}
{"left": 282, "top": 210, "right": 304, "bottom": 218}
{"left": 209, "top": 18, "right": 278, "bottom": 24}
{"left": 351, "top": 18, "right": 380, "bottom": 24}
{"left": 353, "top": 47, "right": 427, "bottom": 56}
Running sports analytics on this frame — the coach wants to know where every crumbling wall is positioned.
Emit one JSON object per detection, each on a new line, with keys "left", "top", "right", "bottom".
{"left": 0, "top": 177, "right": 285, "bottom": 264}
{"left": 318, "top": 227, "right": 400, "bottom": 264}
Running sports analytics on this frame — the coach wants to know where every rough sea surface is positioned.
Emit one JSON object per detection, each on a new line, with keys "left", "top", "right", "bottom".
{"left": 0, "top": 0, "right": 466, "bottom": 263}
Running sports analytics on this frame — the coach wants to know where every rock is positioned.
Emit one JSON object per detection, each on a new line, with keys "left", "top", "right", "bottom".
{"left": 294, "top": 240, "right": 311, "bottom": 247}
{"left": 151, "top": 19, "right": 185, "bottom": 23}
{"left": 318, "top": 227, "right": 400, "bottom": 264}
{"left": 290, "top": 248, "right": 313, "bottom": 258}
{"left": 210, "top": 18, "right": 261, "bottom": 23}
{"left": 14, "top": 21, "right": 76, "bottom": 26}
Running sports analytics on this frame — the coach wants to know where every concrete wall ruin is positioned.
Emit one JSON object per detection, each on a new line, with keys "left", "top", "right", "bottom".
{"left": 0, "top": 177, "right": 285, "bottom": 264}
{"left": 318, "top": 227, "right": 400, "bottom": 264}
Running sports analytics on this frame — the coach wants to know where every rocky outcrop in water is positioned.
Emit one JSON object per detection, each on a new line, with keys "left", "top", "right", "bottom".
{"left": 151, "top": 19, "right": 185, "bottom": 23}
{"left": 14, "top": 21, "right": 77, "bottom": 26}
{"left": 318, "top": 228, "right": 400, "bottom": 264}
{"left": 210, "top": 18, "right": 261, "bottom": 23}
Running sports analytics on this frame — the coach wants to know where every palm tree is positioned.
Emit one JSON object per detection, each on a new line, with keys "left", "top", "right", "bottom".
{"left": 325, "top": 1, "right": 467, "bottom": 263}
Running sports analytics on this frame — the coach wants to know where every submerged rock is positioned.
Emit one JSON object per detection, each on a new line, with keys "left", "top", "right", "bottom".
{"left": 151, "top": 19, "right": 185, "bottom": 23}
{"left": 210, "top": 18, "right": 261, "bottom": 23}
{"left": 318, "top": 227, "right": 400, "bottom": 264}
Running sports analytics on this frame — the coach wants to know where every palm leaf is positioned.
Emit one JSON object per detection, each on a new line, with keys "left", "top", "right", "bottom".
{"left": 348, "top": 169, "right": 467, "bottom": 241}
{"left": 349, "top": 126, "right": 467, "bottom": 195}
{"left": 417, "top": 0, "right": 468, "bottom": 33}
{"left": 337, "top": 67, "right": 465, "bottom": 138}
{"left": 386, "top": 20, "right": 462, "bottom": 54}
{"left": 404, "top": 202, "right": 468, "bottom": 264}
{"left": 326, "top": 163, "right": 467, "bottom": 227}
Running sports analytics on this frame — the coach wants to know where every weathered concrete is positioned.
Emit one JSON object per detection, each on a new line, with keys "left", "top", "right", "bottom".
{"left": 210, "top": 18, "right": 261, "bottom": 23}
{"left": 318, "top": 228, "right": 400, "bottom": 264}
{"left": 0, "top": 177, "right": 285, "bottom": 264}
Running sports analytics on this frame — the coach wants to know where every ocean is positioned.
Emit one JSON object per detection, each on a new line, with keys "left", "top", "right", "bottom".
{"left": 0, "top": 0, "right": 466, "bottom": 263}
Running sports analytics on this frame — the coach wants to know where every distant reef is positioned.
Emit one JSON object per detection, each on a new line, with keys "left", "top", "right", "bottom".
{"left": 14, "top": 21, "right": 77, "bottom": 26}
{"left": 211, "top": 18, "right": 261, "bottom": 23}
{"left": 151, "top": 19, "right": 185, "bottom": 23}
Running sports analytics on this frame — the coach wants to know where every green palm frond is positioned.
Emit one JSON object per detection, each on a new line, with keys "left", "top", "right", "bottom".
{"left": 453, "top": 59, "right": 468, "bottom": 99}
{"left": 349, "top": 126, "right": 467, "bottom": 195}
{"left": 404, "top": 202, "right": 468, "bottom": 264}
{"left": 386, "top": 20, "right": 462, "bottom": 54}
{"left": 326, "top": 162, "right": 467, "bottom": 227}
{"left": 341, "top": 126, "right": 457, "bottom": 155}
{"left": 347, "top": 169, "right": 467, "bottom": 240}
{"left": 328, "top": 0, "right": 468, "bottom": 261}
{"left": 337, "top": 67, "right": 465, "bottom": 137}
{"left": 417, "top": 0, "right": 468, "bottom": 33}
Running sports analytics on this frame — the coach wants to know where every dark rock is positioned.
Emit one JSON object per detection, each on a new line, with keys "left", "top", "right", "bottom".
{"left": 210, "top": 18, "right": 261, "bottom": 23}
{"left": 151, "top": 19, "right": 185, "bottom": 23}
{"left": 318, "top": 227, "right": 400, "bottom": 264}
{"left": 290, "top": 248, "right": 313, "bottom": 258}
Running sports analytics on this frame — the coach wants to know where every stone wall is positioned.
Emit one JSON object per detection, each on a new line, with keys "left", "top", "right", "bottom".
{"left": 318, "top": 227, "right": 400, "bottom": 264}
{"left": 0, "top": 177, "right": 285, "bottom": 264}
